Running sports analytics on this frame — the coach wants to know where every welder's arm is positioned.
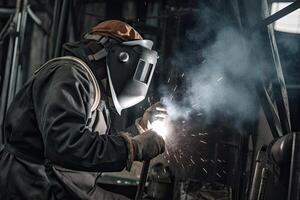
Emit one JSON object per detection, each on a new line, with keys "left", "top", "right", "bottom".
{"left": 33, "top": 65, "right": 129, "bottom": 172}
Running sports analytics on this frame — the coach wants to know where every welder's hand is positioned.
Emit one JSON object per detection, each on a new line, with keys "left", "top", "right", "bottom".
{"left": 140, "top": 102, "right": 168, "bottom": 131}
{"left": 132, "top": 130, "right": 165, "bottom": 161}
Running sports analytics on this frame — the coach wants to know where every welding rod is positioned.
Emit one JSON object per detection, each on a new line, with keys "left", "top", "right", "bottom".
{"left": 135, "top": 160, "right": 151, "bottom": 200}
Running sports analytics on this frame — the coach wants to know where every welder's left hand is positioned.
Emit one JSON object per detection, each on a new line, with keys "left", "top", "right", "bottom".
{"left": 139, "top": 102, "right": 168, "bottom": 131}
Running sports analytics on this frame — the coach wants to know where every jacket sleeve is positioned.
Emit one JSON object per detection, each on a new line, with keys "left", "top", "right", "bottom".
{"left": 32, "top": 63, "right": 128, "bottom": 172}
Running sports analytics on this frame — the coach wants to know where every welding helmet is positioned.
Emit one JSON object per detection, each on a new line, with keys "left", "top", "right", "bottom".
{"left": 107, "top": 40, "right": 158, "bottom": 114}
{"left": 84, "top": 20, "right": 158, "bottom": 114}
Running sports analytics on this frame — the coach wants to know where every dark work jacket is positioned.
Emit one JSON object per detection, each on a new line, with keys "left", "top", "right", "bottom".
{"left": 0, "top": 56, "right": 136, "bottom": 200}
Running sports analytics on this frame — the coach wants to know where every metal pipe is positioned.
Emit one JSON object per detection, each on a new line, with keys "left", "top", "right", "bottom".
{"left": 6, "top": 0, "right": 22, "bottom": 107}
{"left": 135, "top": 160, "right": 151, "bottom": 200}
{"left": 251, "top": 0, "right": 300, "bottom": 31}
{"left": 0, "top": 8, "right": 15, "bottom": 16}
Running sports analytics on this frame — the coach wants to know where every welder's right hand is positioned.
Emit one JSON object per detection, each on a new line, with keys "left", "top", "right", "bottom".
{"left": 132, "top": 130, "right": 165, "bottom": 161}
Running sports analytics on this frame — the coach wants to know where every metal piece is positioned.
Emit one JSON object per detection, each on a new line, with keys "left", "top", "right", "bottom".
{"left": 256, "top": 82, "right": 282, "bottom": 138}
{"left": 257, "top": 167, "right": 269, "bottom": 200}
{"left": 27, "top": 5, "right": 48, "bottom": 34}
{"left": 135, "top": 160, "right": 150, "bottom": 200}
{"left": 0, "top": 8, "right": 15, "bottom": 16}
{"left": 6, "top": 0, "right": 24, "bottom": 108}
{"left": 252, "top": 0, "right": 300, "bottom": 31}
{"left": 287, "top": 133, "right": 300, "bottom": 200}
{"left": 249, "top": 146, "right": 267, "bottom": 200}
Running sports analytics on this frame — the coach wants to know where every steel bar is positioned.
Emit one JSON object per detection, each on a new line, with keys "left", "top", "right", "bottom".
{"left": 135, "top": 160, "right": 150, "bottom": 200}
{"left": 251, "top": 0, "right": 300, "bottom": 31}
{"left": 287, "top": 133, "right": 300, "bottom": 200}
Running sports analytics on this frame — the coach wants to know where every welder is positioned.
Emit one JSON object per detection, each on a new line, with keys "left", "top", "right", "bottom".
{"left": 0, "top": 20, "right": 166, "bottom": 200}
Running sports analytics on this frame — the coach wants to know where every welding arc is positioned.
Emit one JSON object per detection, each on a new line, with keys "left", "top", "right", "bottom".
{"left": 135, "top": 160, "right": 150, "bottom": 200}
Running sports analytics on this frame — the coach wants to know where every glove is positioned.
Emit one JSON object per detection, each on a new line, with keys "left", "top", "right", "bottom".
{"left": 139, "top": 102, "right": 168, "bottom": 131}
{"left": 132, "top": 130, "right": 165, "bottom": 161}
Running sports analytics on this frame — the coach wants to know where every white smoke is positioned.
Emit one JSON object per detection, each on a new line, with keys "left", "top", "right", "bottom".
{"left": 160, "top": 9, "right": 268, "bottom": 124}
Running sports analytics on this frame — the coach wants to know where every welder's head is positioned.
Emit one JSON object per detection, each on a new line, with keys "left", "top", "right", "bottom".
{"left": 85, "top": 20, "right": 158, "bottom": 115}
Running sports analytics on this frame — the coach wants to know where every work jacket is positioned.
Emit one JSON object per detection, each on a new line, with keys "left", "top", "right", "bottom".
{"left": 0, "top": 56, "right": 138, "bottom": 200}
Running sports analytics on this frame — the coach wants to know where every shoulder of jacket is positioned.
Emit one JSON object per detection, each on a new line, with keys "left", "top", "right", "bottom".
{"left": 34, "top": 56, "right": 101, "bottom": 112}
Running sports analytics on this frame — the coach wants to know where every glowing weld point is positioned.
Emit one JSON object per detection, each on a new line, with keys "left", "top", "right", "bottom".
{"left": 151, "top": 120, "right": 168, "bottom": 139}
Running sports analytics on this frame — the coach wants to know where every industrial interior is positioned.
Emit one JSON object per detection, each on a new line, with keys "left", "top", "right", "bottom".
{"left": 0, "top": 0, "right": 300, "bottom": 199}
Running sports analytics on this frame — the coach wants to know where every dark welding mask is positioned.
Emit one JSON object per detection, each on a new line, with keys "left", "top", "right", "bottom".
{"left": 106, "top": 40, "right": 158, "bottom": 115}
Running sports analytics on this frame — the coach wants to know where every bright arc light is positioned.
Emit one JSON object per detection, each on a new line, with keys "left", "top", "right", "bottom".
{"left": 151, "top": 119, "right": 169, "bottom": 139}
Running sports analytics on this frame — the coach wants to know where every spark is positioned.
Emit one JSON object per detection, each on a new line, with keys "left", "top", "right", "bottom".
{"left": 216, "top": 173, "right": 221, "bottom": 178}
{"left": 222, "top": 170, "right": 227, "bottom": 174}
{"left": 181, "top": 163, "right": 185, "bottom": 169}
{"left": 217, "top": 159, "right": 222, "bottom": 163}
{"left": 210, "top": 160, "right": 215, "bottom": 164}
{"left": 173, "top": 154, "right": 179, "bottom": 163}
{"left": 198, "top": 132, "right": 208, "bottom": 136}
{"left": 190, "top": 158, "right": 195, "bottom": 165}
{"left": 200, "top": 140, "right": 207, "bottom": 144}
{"left": 191, "top": 134, "right": 196, "bottom": 137}
{"left": 181, "top": 73, "right": 185, "bottom": 78}
{"left": 173, "top": 85, "right": 177, "bottom": 92}
{"left": 202, "top": 168, "right": 208, "bottom": 174}
{"left": 217, "top": 77, "right": 223, "bottom": 82}
{"left": 167, "top": 77, "right": 171, "bottom": 83}
{"left": 192, "top": 103, "right": 200, "bottom": 109}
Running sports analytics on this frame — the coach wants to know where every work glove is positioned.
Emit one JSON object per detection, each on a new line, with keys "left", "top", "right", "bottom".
{"left": 121, "top": 130, "right": 165, "bottom": 170}
{"left": 131, "top": 129, "right": 166, "bottom": 161}
{"left": 139, "top": 102, "right": 168, "bottom": 131}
